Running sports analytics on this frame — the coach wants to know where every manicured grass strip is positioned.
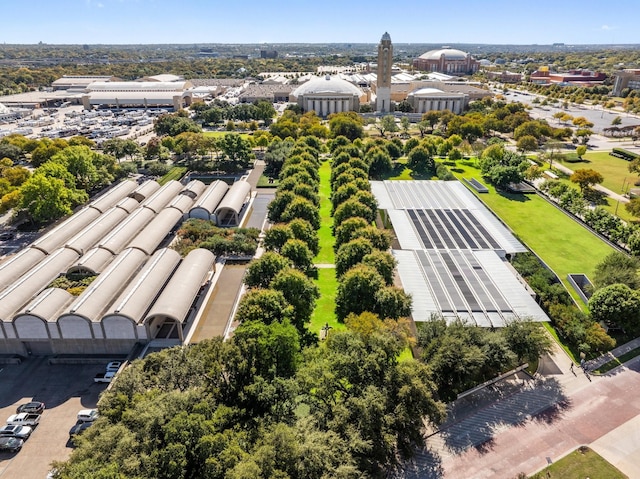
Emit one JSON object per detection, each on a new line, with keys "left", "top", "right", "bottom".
{"left": 451, "top": 163, "right": 616, "bottom": 293}
{"left": 594, "top": 346, "right": 640, "bottom": 374}
{"left": 158, "top": 166, "right": 187, "bottom": 185}
{"left": 309, "top": 268, "right": 343, "bottom": 334}
{"left": 533, "top": 447, "right": 627, "bottom": 478}
{"left": 542, "top": 322, "right": 580, "bottom": 364}
{"left": 314, "top": 160, "right": 335, "bottom": 264}
{"left": 256, "top": 174, "right": 279, "bottom": 188}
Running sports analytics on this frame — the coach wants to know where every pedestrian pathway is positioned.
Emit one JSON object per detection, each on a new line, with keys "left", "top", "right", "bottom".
{"left": 394, "top": 334, "right": 640, "bottom": 478}
{"left": 550, "top": 161, "right": 629, "bottom": 203}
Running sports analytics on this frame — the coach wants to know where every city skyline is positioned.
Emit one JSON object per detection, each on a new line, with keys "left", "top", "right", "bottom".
{"left": 2, "top": 0, "right": 638, "bottom": 46}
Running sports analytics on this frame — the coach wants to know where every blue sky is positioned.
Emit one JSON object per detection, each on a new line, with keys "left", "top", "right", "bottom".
{"left": 2, "top": 0, "right": 638, "bottom": 45}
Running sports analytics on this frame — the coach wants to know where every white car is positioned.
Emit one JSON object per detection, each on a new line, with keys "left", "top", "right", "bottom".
{"left": 0, "top": 424, "right": 32, "bottom": 439}
{"left": 77, "top": 409, "right": 98, "bottom": 423}
{"left": 105, "top": 361, "right": 122, "bottom": 373}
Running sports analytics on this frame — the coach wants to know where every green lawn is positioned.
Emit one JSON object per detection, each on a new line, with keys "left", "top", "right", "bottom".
{"left": 452, "top": 163, "right": 616, "bottom": 297}
{"left": 594, "top": 346, "right": 640, "bottom": 374}
{"left": 309, "top": 160, "right": 342, "bottom": 335}
{"left": 310, "top": 267, "right": 342, "bottom": 334}
{"left": 158, "top": 166, "right": 187, "bottom": 185}
{"left": 314, "top": 160, "right": 335, "bottom": 264}
{"left": 533, "top": 447, "right": 626, "bottom": 478}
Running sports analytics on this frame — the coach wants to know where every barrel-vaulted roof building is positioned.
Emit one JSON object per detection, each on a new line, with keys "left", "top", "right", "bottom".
{"left": 215, "top": 180, "right": 251, "bottom": 226}
{"left": 145, "top": 248, "right": 215, "bottom": 342}
{"left": 189, "top": 180, "right": 229, "bottom": 221}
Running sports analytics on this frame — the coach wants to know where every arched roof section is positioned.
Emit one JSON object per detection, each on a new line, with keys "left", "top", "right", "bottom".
{"left": 292, "top": 76, "right": 363, "bottom": 97}
{"left": 14, "top": 288, "right": 75, "bottom": 339}
{"left": 181, "top": 180, "right": 206, "bottom": 199}
{"left": 31, "top": 207, "right": 101, "bottom": 254}
{"left": 166, "top": 194, "right": 195, "bottom": 214}
{"left": 0, "top": 248, "right": 79, "bottom": 321}
{"left": 68, "top": 247, "right": 115, "bottom": 275}
{"left": 189, "top": 180, "right": 229, "bottom": 220}
{"left": 98, "top": 207, "right": 156, "bottom": 255}
{"left": 0, "top": 248, "right": 47, "bottom": 292}
{"left": 129, "top": 180, "right": 161, "bottom": 202}
{"left": 418, "top": 48, "right": 470, "bottom": 60}
{"left": 65, "top": 207, "right": 129, "bottom": 255}
{"left": 114, "top": 196, "right": 142, "bottom": 213}
{"left": 89, "top": 180, "right": 138, "bottom": 213}
{"left": 59, "top": 248, "right": 147, "bottom": 323}
{"left": 126, "top": 207, "right": 183, "bottom": 255}
{"left": 214, "top": 180, "right": 251, "bottom": 226}
{"left": 103, "top": 248, "right": 181, "bottom": 324}
{"left": 140, "top": 180, "right": 183, "bottom": 213}
{"left": 145, "top": 248, "right": 214, "bottom": 325}
{"left": 409, "top": 87, "right": 445, "bottom": 96}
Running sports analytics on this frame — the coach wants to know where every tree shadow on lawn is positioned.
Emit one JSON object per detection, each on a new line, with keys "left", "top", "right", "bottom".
{"left": 496, "top": 190, "right": 532, "bottom": 202}
{"left": 437, "top": 377, "right": 569, "bottom": 455}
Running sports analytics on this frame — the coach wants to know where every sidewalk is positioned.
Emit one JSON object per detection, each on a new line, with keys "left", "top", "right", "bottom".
{"left": 551, "top": 161, "right": 629, "bottom": 203}
{"left": 584, "top": 336, "right": 640, "bottom": 372}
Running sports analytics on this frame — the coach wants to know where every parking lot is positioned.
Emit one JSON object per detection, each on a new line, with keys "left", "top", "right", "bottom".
{"left": 0, "top": 357, "right": 108, "bottom": 479}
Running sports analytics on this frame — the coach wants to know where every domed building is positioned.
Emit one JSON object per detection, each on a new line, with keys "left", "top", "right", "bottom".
{"left": 291, "top": 75, "right": 365, "bottom": 117}
{"left": 406, "top": 87, "right": 466, "bottom": 114}
{"left": 413, "top": 48, "right": 479, "bottom": 75}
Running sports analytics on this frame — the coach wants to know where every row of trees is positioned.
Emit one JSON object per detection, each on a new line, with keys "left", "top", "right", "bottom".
{"left": 539, "top": 179, "right": 640, "bottom": 255}
{"left": 241, "top": 137, "right": 324, "bottom": 344}
{"left": 191, "top": 99, "right": 276, "bottom": 126}
{"left": 329, "top": 137, "right": 412, "bottom": 322}
{"left": 511, "top": 253, "right": 615, "bottom": 355}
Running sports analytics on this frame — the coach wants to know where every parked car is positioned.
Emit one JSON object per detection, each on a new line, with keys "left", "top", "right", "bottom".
{"left": 6, "top": 413, "right": 40, "bottom": 427}
{"left": 93, "top": 371, "right": 116, "bottom": 383}
{"left": 0, "top": 232, "right": 14, "bottom": 241}
{"left": 16, "top": 401, "right": 45, "bottom": 415}
{"left": 77, "top": 409, "right": 98, "bottom": 423}
{"left": 69, "top": 421, "right": 93, "bottom": 440}
{"left": 0, "top": 425, "right": 32, "bottom": 440}
{"left": 0, "top": 437, "right": 23, "bottom": 452}
{"left": 105, "top": 361, "right": 122, "bottom": 373}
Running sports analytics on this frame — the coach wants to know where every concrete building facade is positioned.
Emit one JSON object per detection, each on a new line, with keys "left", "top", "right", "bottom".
{"left": 376, "top": 32, "right": 393, "bottom": 113}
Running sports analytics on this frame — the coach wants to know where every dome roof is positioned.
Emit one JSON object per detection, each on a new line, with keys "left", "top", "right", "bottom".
{"left": 409, "top": 87, "right": 445, "bottom": 96}
{"left": 381, "top": 32, "right": 391, "bottom": 42}
{"left": 292, "top": 76, "right": 363, "bottom": 97}
{"left": 418, "top": 48, "right": 469, "bottom": 60}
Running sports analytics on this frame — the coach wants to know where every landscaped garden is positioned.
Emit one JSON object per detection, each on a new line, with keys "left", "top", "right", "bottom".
{"left": 451, "top": 161, "right": 617, "bottom": 293}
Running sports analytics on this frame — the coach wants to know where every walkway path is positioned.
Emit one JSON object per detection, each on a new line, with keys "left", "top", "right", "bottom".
{"left": 551, "top": 161, "right": 630, "bottom": 204}
{"left": 395, "top": 338, "right": 640, "bottom": 478}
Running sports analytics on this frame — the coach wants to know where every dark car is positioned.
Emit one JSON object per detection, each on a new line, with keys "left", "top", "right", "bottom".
{"left": 69, "top": 421, "right": 93, "bottom": 442}
{"left": 0, "top": 437, "right": 23, "bottom": 452}
{"left": 16, "top": 401, "right": 45, "bottom": 415}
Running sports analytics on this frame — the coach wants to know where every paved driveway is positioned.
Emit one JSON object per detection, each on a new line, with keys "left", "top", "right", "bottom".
{"left": 0, "top": 358, "right": 106, "bottom": 479}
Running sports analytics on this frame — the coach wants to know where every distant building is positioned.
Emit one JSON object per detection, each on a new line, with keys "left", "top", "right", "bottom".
{"left": 529, "top": 68, "right": 606, "bottom": 86}
{"left": 486, "top": 71, "right": 523, "bottom": 83}
{"left": 291, "top": 76, "right": 366, "bottom": 117}
{"left": 238, "top": 84, "right": 294, "bottom": 103}
{"left": 413, "top": 48, "right": 480, "bottom": 75}
{"left": 260, "top": 50, "right": 278, "bottom": 59}
{"left": 406, "top": 87, "right": 466, "bottom": 114}
{"left": 82, "top": 80, "right": 194, "bottom": 110}
{"left": 612, "top": 69, "right": 640, "bottom": 96}
{"left": 51, "top": 75, "right": 120, "bottom": 91}
{"left": 376, "top": 32, "right": 393, "bottom": 113}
